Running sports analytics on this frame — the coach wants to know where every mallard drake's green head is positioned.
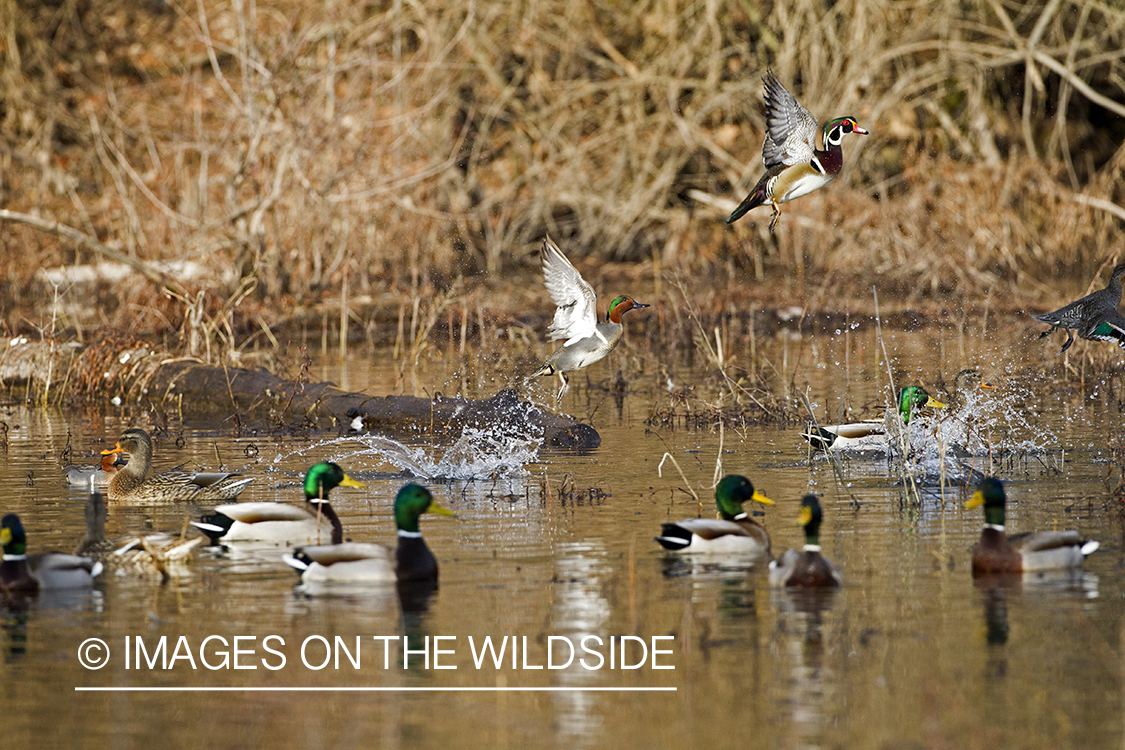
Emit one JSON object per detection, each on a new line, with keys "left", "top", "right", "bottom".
{"left": 394, "top": 484, "right": 455, "bottom": 534}
{"left": 965, "top": 476, "right": 1006, "bottom": 527}
{"left": 898, "top": 386, "right": 945, "bottom": 424}
{"left": 606, "top": 295, "right": 650, "bottom": 324}
{"left": 304, "top": 462, "right": 364, "bottom": 500}
{"left": 1, "top": 513, "right": 27, "bottom": 556}
{"left": 714, "top": 475, "right": 774, "bottom": 519}
{"left": 797, "top": 494, "right": 825, "bottom": 546}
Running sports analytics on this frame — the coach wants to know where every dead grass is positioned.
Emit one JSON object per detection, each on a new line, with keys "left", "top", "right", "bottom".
{"left": 1, "top": 0, "right": 1124, "bottom": 362}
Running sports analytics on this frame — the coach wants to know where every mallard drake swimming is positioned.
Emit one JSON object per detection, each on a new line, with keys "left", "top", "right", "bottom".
{"left": 1, "top": 513, "right": 103, "bottom": 593}
{"left": 283, "top": 484, "right": 454, "bottom": 583}
{"left": 727, "top": 69, "right": 868, "bottom": 232}
{"left": 966, "top": 477, "right": 1099, "bottom": 574}
{"left": 801, "top": 386, "right": 946, "bottom": 451}
{"left": 64, "top": 452, "right": 125, "bottom": 489}
{"left": 101, "top": 428, "right": 253, "bottom": 502}
{"left": 654, "top": 475, "right": 774, "bottom": 554}
{"left": 192, "top": 462, "right": 362, "bottom": 545}
{"left": 531, "top": 236, "right": 649, "bottom": 403}
{"left": 768, "top": 495, "right": 843, "bottom": 587}
{"left": 1034, "top": 262, "right": 1125, "bottom": 352}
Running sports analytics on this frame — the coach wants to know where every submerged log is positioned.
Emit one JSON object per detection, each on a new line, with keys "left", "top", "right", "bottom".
{"left": 149, "top": 361, "right": 599, "bottom": 449}
{"left": 0, "top": 340, "right": 599, "bottom": 449}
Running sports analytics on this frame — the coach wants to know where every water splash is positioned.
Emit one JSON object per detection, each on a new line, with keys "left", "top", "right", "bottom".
{"left": 347, "top": 425, "right": 542, "bottom": 480}
{"left": 264, "top": 391, "right": 548, "bottom": 480}
{"left": 810, "top": 383, "right": 1057, "bottom": 484}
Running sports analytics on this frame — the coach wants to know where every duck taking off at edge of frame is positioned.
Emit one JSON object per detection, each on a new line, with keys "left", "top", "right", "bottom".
{"left": 1034, "top": 262, "right": 1125, "bottom": 352}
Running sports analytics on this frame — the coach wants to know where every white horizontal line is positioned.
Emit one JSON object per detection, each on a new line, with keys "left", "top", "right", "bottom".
{"left": 75, "top": 686, "right": 676, "bottom": 692}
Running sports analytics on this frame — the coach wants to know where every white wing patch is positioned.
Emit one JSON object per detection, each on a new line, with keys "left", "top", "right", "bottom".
{"left": 541, "top": 236, "right": 602, "bottom": 346}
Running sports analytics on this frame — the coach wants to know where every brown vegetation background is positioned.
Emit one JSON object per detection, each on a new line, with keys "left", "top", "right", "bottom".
{"left": 2, "top": 0, "right": 1124, "bottom": 348}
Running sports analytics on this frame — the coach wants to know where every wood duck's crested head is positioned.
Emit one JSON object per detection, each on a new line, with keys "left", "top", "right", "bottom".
{"left": 606, "top": 295, "right": 650, "bottom": 324}
{"left": 303, "top": 462, "right": 364, "bottom": 500}
{"left": 394, "top": 484, "right": 455, "bottom": 534}
{"left": 823, "top": 117, "right": 868, "bottom": 146}
{"left": 1, "top": 513, "right": 27, "bottom": 555}
{"left": 714, "top": 475, "right": 774, "bottom": 519}
{"left": 897, "top": 386, "right": 945, "bottom": 424}
{"left": 966, "top": 476, "right": 1007, "bottom": 527}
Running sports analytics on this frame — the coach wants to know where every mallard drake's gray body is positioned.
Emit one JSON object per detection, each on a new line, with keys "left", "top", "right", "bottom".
{"left": 727, "top": 70, "right": 868, "bottom": 232}
{"left": 531, "top": 236, "right": 649, "bottom": 403}
{"left": 966, "top": 477, "right": 1099, "bottom": 575}
{"left": 2, "top": 513, "right": 103, "bottom": 593}
{"left": 192, "top": 462, "right": 362, "bottom": 546}
{"left": 102, "top": 428, "right": 253, "bottom": 503}
{"left": 654, "top": 475, "right": 774, "bottom": 555}
{"left": 768, "top": 495, "right": 842, "bottom": 587}
{"left": 1034, "top": 263, "right": 1125, "bottom": 352}
{"left": 283, "top": 484, "right": 454, "bottom": 584}
{"left": 801, "top": 386, "right": 945, "bottom": 452}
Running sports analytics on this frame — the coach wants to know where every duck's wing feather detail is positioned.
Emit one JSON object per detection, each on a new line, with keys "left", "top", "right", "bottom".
{"left": 541, "top": 237, "right": 600, "bottom": 346}
{"left": 761, "top": 70, "right": 819, "bottom": 168}
{"left": 1084, "top": 309, "right": 1125, "bottom": 348}
{"left": 209, "top": 502, "right": 312, "bottom": 523}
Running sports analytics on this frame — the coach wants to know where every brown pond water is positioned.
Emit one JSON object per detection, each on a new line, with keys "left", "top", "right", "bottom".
{"left": 3, "top": 319, "right": 1125, "bottom": 749}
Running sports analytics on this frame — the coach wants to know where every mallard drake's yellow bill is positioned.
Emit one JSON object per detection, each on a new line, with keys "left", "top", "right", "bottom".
{"left": 338, "top": 474, "right": 365, "bottom": 489}
{"left": 428, "top": 500, "right": 456, "bottom": 517}
{"left": 753, "top": 490, "right": 775, "bottom": 506}
{"left": 965, "top": 490, "right": 985, "bottom": 508}
{"left": 797, "top": 505, "right": 813, "bottom": 526}
{"left": 926, "top": 397, "right": 946, "bottom": 409}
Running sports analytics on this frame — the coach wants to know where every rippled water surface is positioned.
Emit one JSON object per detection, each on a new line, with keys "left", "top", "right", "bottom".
{"left": 4, "top": 320, "right": 1124, "bottom": 748}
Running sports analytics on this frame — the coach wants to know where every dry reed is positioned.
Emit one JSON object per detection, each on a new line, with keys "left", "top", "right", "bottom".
{"left": 1, "top": 0, "right": 1124, "bottom": 363}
